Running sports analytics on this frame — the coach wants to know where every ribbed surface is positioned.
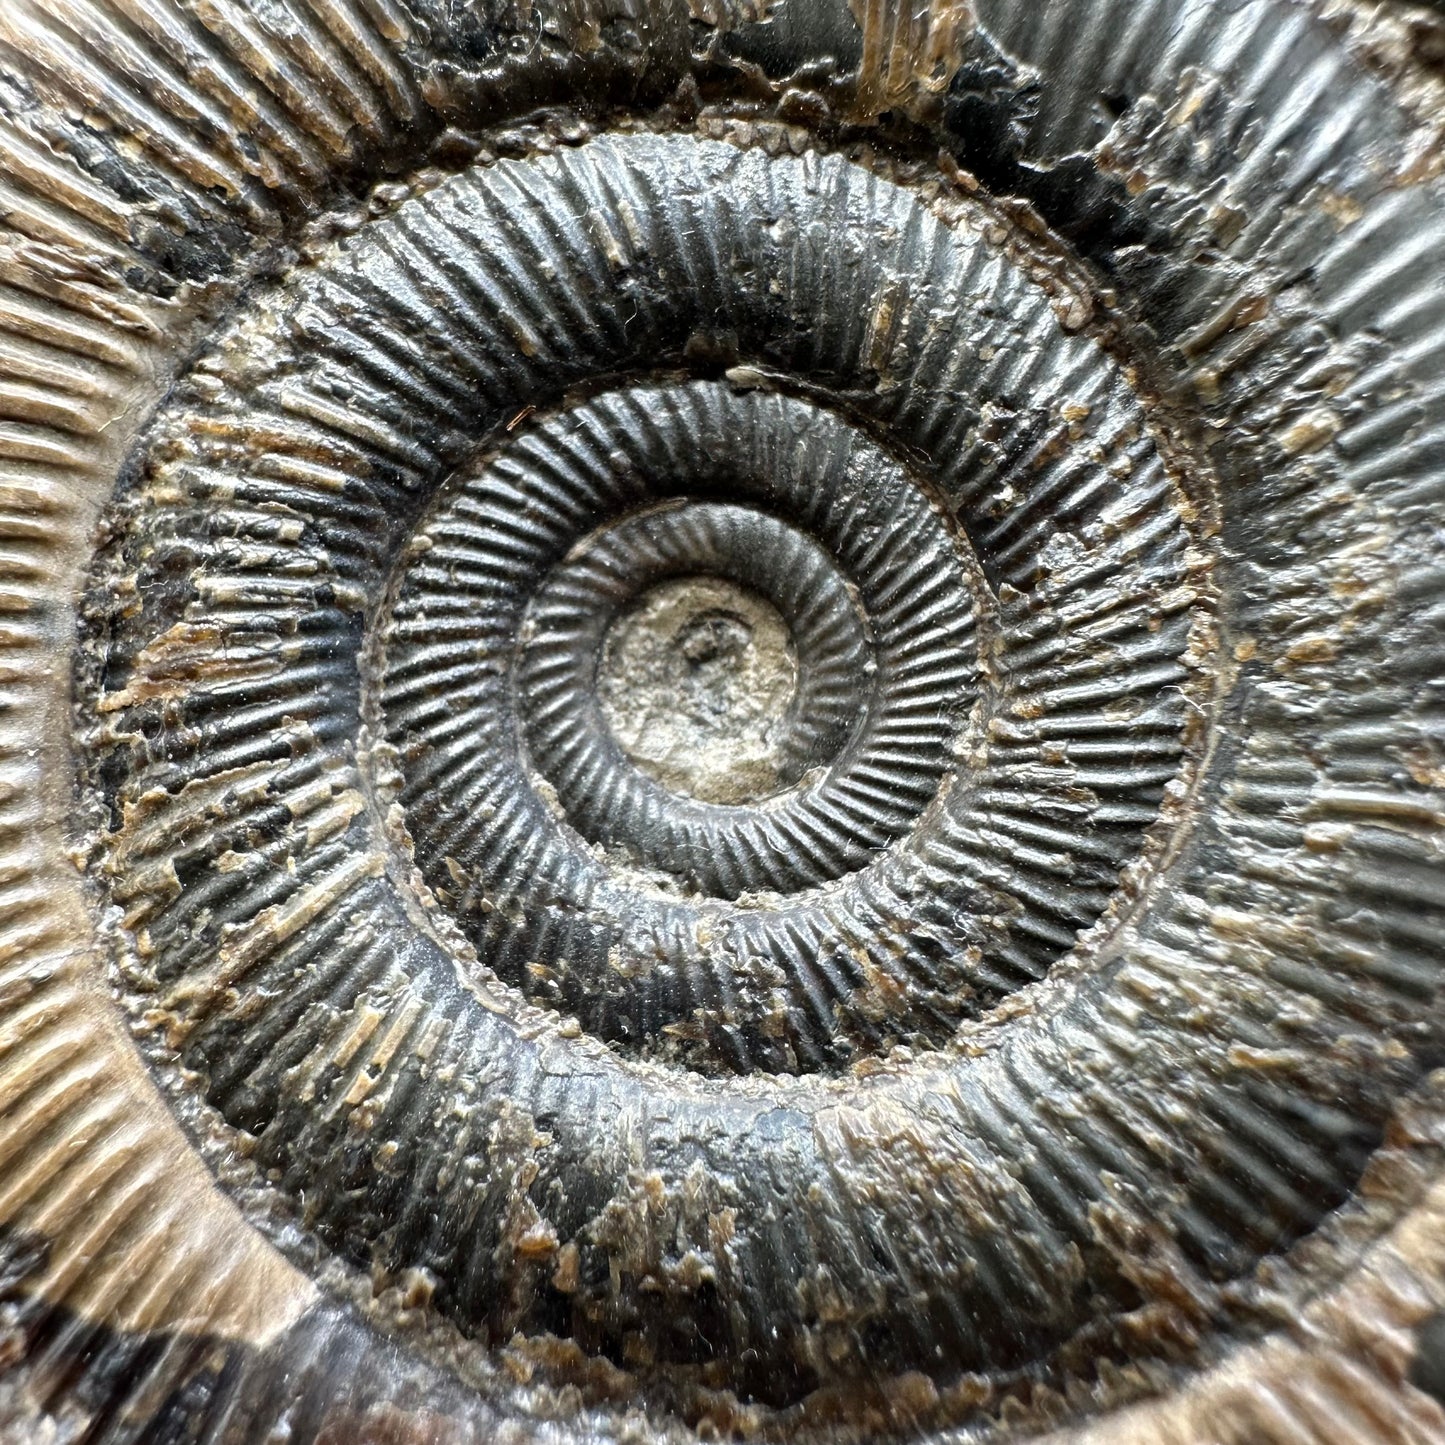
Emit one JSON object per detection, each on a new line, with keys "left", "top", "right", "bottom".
{"left": 385, "top": 383, "right": 990, "bottom": 1063}
{"left": 87, "top": 138, "right": 1203, "bottom": 1087}
{"left": 0, "top": 0, "right": 1437, "bottom": 1441}
{"left": 394, "top": 402, "right": 969, "bottom": 899}
{"left": 522, "top": 501, "right": 871, "bottom": 819}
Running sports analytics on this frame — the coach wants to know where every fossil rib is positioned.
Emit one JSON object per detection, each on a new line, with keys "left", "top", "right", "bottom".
{"left": 0, "top": 1, "right": 1443, "bottom": 1442}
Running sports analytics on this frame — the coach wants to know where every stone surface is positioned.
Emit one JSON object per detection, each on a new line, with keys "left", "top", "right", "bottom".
{"left": 0, "top": 0, "right": 1443, "bottom": 1441}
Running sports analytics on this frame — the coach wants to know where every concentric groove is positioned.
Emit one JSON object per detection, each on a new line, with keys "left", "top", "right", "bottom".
{"left": 76, "top": 125, "right": 1227, "bottom": 1405}
{"left": 391, "top": 387, "right": 978, "bottom": 906}
{"left": 0, "top": 0, "right": 1433, "bottom": 1440}
{"left": 522, "top": 503, "right": 868, "bottom": 823}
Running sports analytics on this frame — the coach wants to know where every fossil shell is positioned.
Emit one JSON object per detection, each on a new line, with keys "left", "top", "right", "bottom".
{"left": 1, "top": 0, "right": 1444, "bottom": 1440}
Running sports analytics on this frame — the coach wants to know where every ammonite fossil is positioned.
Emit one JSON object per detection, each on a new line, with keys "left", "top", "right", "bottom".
{"left": 1, "top": 0, "right": 1444, "bottom": 1439}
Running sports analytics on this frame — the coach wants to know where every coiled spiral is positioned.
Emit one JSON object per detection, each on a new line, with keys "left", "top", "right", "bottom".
{"left": 0, "top": 0, "right": 1443, "bottom": 1441}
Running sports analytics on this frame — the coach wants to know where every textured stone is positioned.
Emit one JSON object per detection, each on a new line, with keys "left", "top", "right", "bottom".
{"left": 0, "top": 1, "right": 1442, "bottom": 1441}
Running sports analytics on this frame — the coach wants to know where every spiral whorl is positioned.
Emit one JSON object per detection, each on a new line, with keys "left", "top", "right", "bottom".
{"left": 73, "top": 131, "right": 1227, "bottom": 1396}
{"left": 0, "top": 2, "right": 1439, "bottom": 1441}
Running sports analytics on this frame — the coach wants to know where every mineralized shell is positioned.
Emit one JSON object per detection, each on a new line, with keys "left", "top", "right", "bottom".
{"left": 1, "top": 0, "right": 1445, "bottom": 1441}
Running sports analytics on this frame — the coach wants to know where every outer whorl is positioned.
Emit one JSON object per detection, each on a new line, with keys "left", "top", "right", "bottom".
{"left": 1, "top": 1, "right": 1444, "bottom": 1442}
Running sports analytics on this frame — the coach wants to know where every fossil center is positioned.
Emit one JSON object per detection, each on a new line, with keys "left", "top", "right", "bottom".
{"left": 595, "top": 575, "right": 800, "bottom": 805}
